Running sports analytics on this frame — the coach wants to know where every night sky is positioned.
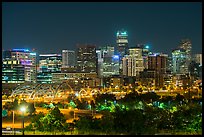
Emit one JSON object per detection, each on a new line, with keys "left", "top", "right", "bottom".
{"left": 2, "top": 2, "right": 202, "bottom": 55}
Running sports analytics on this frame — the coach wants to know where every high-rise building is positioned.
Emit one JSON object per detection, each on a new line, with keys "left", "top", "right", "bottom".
{"left": 7, "top": 49, "right": 37, "bottom": 82}
{"left": 179, "top": 39, "right": 192, "bottom": 73}
{"left": 148, "top": 53, "right": 168, "bottom": 88}
{"left": 76, "top": 44, "right": 97, "bottom": 73}
{"left": 96, "top": 49, "right": 103, "bottom": 77}
{"left": 116, "top": 30, "right": 128, "bottom": 57}
{"left": 122, "top": 47, "right": 144, "bottom": 77}
{"left": 37, "top": 54, "right": 62, "bottom": 83}
{"left": 97, "top": 46, "right": 119, "bottom": 77}
{"left": 193, "top": 53, "right": 202, "bottom": 66}
{"left": 172, "top": 49, "right": 188, "bottom": 74}
{"left": 62, "top": 50, "right": 75, "bottom": 67}
{"left": 116, "top": 30, "right": 128, "bottom": 75}
{"left": 2, "top": 59, "right": 25, "bottom": 83}
{"left": 138, "top": 44, "right": 152, "bottom": 69}
{"left": 166, "top": 56, "right": 173, "bottom": 73}
{"left": 179, "top": 39, "right": 192, "bottom": 57}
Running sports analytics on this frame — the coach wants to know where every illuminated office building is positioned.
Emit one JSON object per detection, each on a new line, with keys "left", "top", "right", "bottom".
{"left": 76, "top": 44, "right": 97, "bottom": 73}
{"left": 193, "top": 53, "right": 202, "bottom": 66}
{"left": 7, "top": 49, "right": 37, "bottom": 82}
{"left": 122, "top": 47, "right": 144, "bottom": 77}
{"left": 179, "top": 39, "right": 192, "bottom": 58}
{"left": 148, "top": 53, "right": 168, "bottom": 88}
{"left": 97, "top": 46, "right": 119, "bottom": 77}
{"left": 96, "top": 49, "right": 103, "bottom": 77}
{"left": 138, "top": 44, "right": 152, "bottom": 69}
{"left": 178, "top": 39, "right": 192, "bottom": 73}
{"left": 37, "top": 54, "right": 62, "bottom": 83}
{"left": 172, "top": 49, "right": 188, "bottom": 74}
{"left": 62, "top": 50, "right": 75, "bottom": 67}
{"left": 2, "top": 59, "right": 25, "bottom": 83}
{"left": 116, "top": 30, "right": 128, "bottom": 57}
{"left": 116, "top": 30, "right": 128, "bottom": 75}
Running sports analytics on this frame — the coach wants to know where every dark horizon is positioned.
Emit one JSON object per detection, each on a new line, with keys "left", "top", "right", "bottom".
{"left": 2, "top": 2, "right": 202, "bottom": 55}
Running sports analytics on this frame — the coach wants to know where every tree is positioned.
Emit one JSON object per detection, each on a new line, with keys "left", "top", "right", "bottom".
{"left": 13, "top": 98, "right": 19, "bottom": 110}
{"left": 27, "top": 103, "right": 36, "bottom": 116}
{"left": 95, "top": 93, "right": 116, "bottom": 104}
{"left": 75, "top": 116, "right": 93, "bottom": 134}
{"left": 99, "top": 112, "right": 114, "bottom": 134}
{"left": 28, "top": 112, "right": 45, "bottom": 131}
{"left": 75, "top": 99, "right": 88, "bottom": 109}
{"left": 39, "top": 107, "right": 66, "bottom": 134}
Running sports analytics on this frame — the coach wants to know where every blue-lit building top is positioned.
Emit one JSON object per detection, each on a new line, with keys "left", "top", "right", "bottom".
{"left": 2, "top": 48, "right": 37, "bottom": 83}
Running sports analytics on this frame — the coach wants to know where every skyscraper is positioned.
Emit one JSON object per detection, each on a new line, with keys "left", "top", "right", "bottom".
{"left": 2, "top": 59, "right": 25, "bottom": 83}
{"left": 179, "top": 39, "right": 192, "bottom": 73}
{"left": 148, "top": 53, "right": 168, "bottom": 88}
{"left": 76, "top": 44, "right": 97, "bottom": 73}
{"left": 37, "top": 54, "right": 62, "bottom": 83}
{"left": 116, "top": 29, "right": 128, "bottom": 75}
{"left": 7, "top": 49, "right": 37, "bottom": 83}
{"left": 172, "top": 49, "right": 188, "bottom": 74}
{"left": 97, "top": 46, "right": 119, "bottom": 77}
{"left": 193, "top": 53, "right": 202, "bottom": 66}
{"left": 122, "top": 47, "right": 144, "bottom": 77}
{"left": 62, "top": 50, "right": 75, "bottom": 67}
{"left": 116, "top": 29, "right": 128, "bottom": 58}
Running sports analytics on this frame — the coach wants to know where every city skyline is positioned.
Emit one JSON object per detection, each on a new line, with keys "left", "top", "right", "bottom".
{"left": 2, "top": 2, "right": 202, "bottom": 55}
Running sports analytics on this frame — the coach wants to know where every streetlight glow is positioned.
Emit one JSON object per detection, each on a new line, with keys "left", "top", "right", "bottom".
{"left": 20, "top": 106, "right": 26, "bottom": 112}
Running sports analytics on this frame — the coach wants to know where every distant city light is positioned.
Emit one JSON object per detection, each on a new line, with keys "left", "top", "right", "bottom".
{"left": 112, "top": 55, "right": 119, "bottom": 60}
{"left": 39, "top": 54, "right": 61, "bottom": 56}
{"left": 121, "top": 31, "right": 127, "bottom": 35}
{"left": 30, "top": 52, "right": 36, "bottom": 56}
{"left": 13, "top": 48, "right": 29, "bottom": 52}
{"left": 145, "top": 45, "right": 149, "bottom": 49}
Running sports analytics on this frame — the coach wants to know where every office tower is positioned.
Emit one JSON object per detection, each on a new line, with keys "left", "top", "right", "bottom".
{"left": 97, "top": 46, "right": 119, "bottom": 77}
{"left": 172, "top": 49, "right": 188, "bottom": 74}
{"left": 76, "top": 44, "right": 97, "bottom": 73}
{"left": 179, "top": 39, "right": 192, "bottom": 57}
{"left": 62, "top": 50, "right": 75, "bottom": 67}
{"left": 96, "top": 49, "right": 103, "bottom": 77}
{"left": 122, "top": 47, "right": 144, "bottom": 77}
{"left": 193, "top": 53, "right": 202, "bottom": 66}
{"left": 148, "top": 53, "right": 168, "bottom": 88}
{"left": 116, "top": 30, "right": 128, "bottom": 75}
{"left": 166, "top": 56, "right": 173, "bottom": 73}
{"left": 179, "top": 39, "right": 192, "bottom": 73}
{"left": 116, "top": 30, "right": 128, "bottom": 57}
{"left": 37, "top": 54, "right": 62, "bottom": 83}
{"left": 8, "top": 49, "right": 37, "bottom": 82}
{"left": 2, "top": 59, "right": 25, "bottom": 83}
{"left": 138, "top": 44, "right": 152, "bottom": 69}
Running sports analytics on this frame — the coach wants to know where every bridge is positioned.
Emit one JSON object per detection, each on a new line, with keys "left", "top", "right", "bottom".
{"left": 10, "top": 82, "right": 101, "bottom": 102}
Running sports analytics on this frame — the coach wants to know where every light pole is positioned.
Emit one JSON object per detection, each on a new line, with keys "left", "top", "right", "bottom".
{"left": 12, "top": 96, "right": 15, "bottom": 135}
{"left": 20, "top": 106, "right": 26, "bottom": 135}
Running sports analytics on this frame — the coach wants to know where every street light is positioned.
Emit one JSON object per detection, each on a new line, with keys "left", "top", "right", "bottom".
{"left": 20, "top": 106, "right": 26, "bottom": 135}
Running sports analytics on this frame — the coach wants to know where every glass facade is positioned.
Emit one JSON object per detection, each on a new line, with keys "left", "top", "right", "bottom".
{"left": 77, "top": 44, "right": 97, "bottom": 73}
{"left": 2, "top": 59, "right": 25, "bottom": 83}
{"left": 37, "top": 54, "right": 62, "bottom": 83}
